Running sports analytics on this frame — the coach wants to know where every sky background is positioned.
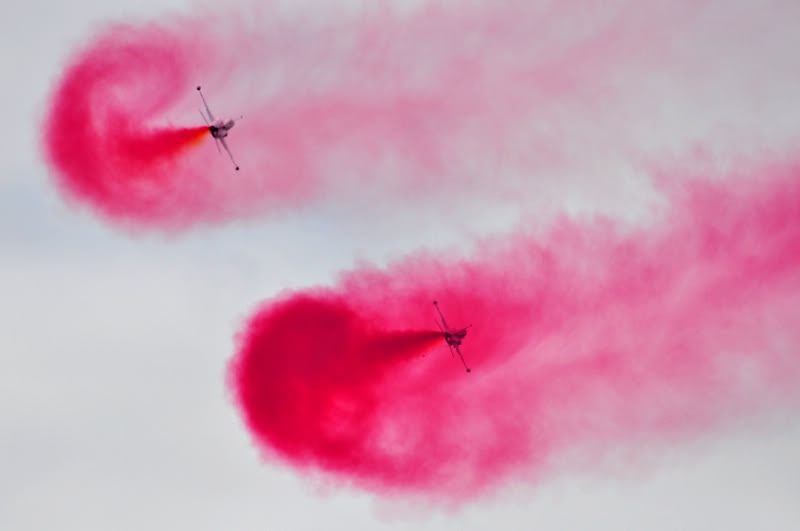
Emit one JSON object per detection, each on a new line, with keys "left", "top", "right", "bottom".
{"left": 3, "top": 0, "right": 800, "bottom": 529}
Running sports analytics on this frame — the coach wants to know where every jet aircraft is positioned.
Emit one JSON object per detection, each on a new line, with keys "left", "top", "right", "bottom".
{"left": 433, "top": 300, "right": 472, "bottom": 372}
{"left": 196, "top": 85, "right": 240, "bottom": 171}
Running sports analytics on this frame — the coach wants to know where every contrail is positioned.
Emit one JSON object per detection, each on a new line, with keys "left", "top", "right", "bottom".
{"left": 229, "top": 157, "right": 800, "bottom": 503}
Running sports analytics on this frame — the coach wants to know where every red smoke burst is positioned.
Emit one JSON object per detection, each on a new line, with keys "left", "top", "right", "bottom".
{"left": 230, "top": 295, "right": 443, "bottom": 475}
{"left": 229, "top": 159, "right": 800, "bottom": 503}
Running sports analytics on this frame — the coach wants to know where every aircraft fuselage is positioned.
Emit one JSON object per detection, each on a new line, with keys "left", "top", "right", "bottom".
{"left": 209, "top": 119, "right": 235, "bottom": 139}
{"left": 444, "top": 329, "right": 467, "bottom": 346}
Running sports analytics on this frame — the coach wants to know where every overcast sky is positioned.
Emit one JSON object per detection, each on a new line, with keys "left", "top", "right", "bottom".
{"left": 3, "top": 1, "right": 800, "bottom": 529}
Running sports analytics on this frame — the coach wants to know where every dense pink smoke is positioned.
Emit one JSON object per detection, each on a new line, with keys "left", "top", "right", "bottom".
{"left": 41, "top": 1, "right": 696, "bottom": 230}
{"left": 229, "top": 157, "right": 800, "bottom": 503}
{"left": 42, "top": 24, "right": 218, "bottom": 229}
{"left": 40, "top": 0, "right": 800, "bottom": 506}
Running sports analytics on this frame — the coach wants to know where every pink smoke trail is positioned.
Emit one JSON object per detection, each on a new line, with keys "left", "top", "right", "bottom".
{"left": 229, "top": 154, "right": 800, "bottom": 504}
{"left": 41, "top": 1, "right": 696, "bottom": 231}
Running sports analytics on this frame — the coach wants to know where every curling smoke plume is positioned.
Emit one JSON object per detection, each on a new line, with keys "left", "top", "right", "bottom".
{"left": 41, "top": 1, "right": 695, "bottom": 230}
{"left": 42, "top": 25, "right": 217, "bottom": 228}
{"left": 229, "top": 156, "right": 800, "bottom": 503}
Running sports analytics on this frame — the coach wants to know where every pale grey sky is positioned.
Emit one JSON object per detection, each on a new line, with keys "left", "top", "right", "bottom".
{"left": 3, "top": 1, "right": 800, "bottom": 530}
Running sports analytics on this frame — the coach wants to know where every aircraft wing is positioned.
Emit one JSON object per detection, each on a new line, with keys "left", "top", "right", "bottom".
{"left": 433, "top": 301, "right": 450, "bottom": 329}
{"left": 219, "top": 137, "right": 240, "bottom": 171}
{"left": 452, "top": 344, "right": 471, "bottom": 373}
{"left": 199, "top": 109, "right": 211, "bottom": 126}
{"left": 196, "top": 87, "right": 215, "bottom": 121}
